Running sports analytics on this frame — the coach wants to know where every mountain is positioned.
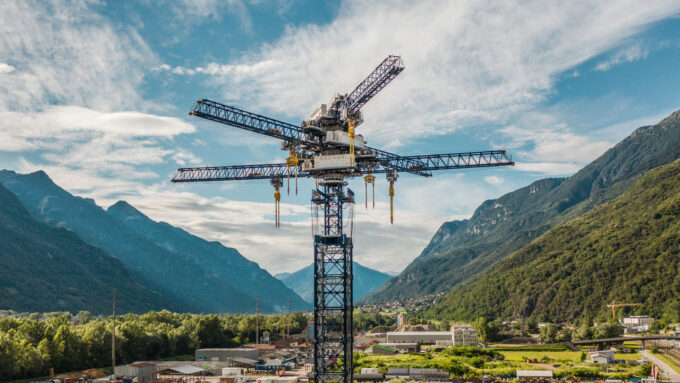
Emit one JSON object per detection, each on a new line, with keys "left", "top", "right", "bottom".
{"left": 276, "top": 262, "right": 392, "bottom": 303}
{"left": 107, "top": 201, "right": 310, "bottom": 312}
{"left": 361, "top": 109, "right": 680, "bottom": 303}
{"left": 428, "top": 158, "right": 680, "bottom": 322}
{"left": 0, "top": 170, "right": 308, "bottom": 313}
{"left": 0, "top": 184, "right": 175, "bottom": 314}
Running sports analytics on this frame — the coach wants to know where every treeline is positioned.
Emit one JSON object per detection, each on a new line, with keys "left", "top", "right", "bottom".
{"left": 0, "top": 310, "right": 309, "bottom": 381}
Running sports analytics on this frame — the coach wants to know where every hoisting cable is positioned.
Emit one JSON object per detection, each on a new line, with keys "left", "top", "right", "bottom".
{"left": 275, "top": 185, "right": 281, "bottom": 228}
{"left": 389, "top": 180, "right": 394, "bottom": 225}
{"left": 348, "top": 119, "right": 356, "bottom": 166}
{"left": 271, "top": 177, "right": 283, "bottom": 228}
{"left": 386, "top": 170, "right": 398, "bottom": 225}
{"left": 286, "top": 151, "right": 299, "bottom": 195}
{"left": 363, "top": 174, "right": 375, "bottom": 210}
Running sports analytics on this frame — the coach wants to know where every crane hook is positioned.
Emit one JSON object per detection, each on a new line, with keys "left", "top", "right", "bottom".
{"left": 286, "top": 151, "right": 299, "bottom": 195}
{"left": 386, "top": 170, "right": 398, "bottom": 224}
{"left": 271, "top": 177, "right": 283, "bottom": 228}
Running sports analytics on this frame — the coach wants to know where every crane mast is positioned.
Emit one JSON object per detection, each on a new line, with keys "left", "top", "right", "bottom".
{"left": 171, "top": 55, "right": 514, "bottom": 383}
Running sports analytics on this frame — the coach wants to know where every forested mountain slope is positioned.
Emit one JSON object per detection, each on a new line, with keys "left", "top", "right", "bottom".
{"left": 108, "top": 201, "right": 310, "bottom": 312}
{"left": 0, "top": 170, "right": 307, "bottom": 313}
{"left": 0, "top": 185, "right": 175, "bottom": 314}
{"left": 428, "top": 158, "right": 680, "bottom": 322}
{"left": 362, "top": 109, "right": 680, "bottom": 303}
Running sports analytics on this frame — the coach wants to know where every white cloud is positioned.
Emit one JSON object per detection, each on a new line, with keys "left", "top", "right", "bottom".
{"left": 174, "top": 0, "right": 680, "bottom": 148}
{"left": 513, "top": 162, "right": 581, "bottom": 176}
{"left": 168, "top": 0, "right": 252, "bottom": 32}
{"left": 484, "top": 176, "right": 505, "bottom": 185}
{"left": 0, "top": 0, "right": 156, "bottom": 112}
{"left": 116, "top": 187, "right": 443, "bottom": 273}
{"left": 595, "top": 42, "right": 649, "bottom": 71}
{"left": 0, "top": 63, "right": 15, "bottom": 74}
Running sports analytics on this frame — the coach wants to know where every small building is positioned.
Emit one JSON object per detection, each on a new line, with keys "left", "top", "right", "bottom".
{"left": 516, "top": 370, "right": 553, "bottom": 383}
{"left": 397, "top": 314, "right": 405, "bottom": 326}
{"left": 590, "top": 353, "right": 611, "bottom": 364}
{"left": 196, "top": 347, "right": 260, "bottom": 362}
{"left": 451, "top": 325, "right": 478, "bottom": 346}
{"left": 156, "top": 365, "right": 206, "bottom": 383}
{"left": 386, "top": 367, "right": 449, "bottom": 381}
{"left": 588, "top": 349, "right": 615, "bottom": 364}
{"left": 623, "top": 316, "right": 654, "bottom": 329}
{"left": 386, "top": 331, "right": 452, "bottom": 344}
{"left": 374, "top": 342, "right": 418, "bottom": 354}
{"left": 114, "top": 362, "right": 156, "bottom": 383}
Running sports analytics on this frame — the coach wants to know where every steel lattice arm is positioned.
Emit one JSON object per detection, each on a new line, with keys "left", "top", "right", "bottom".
{"left": 171, "top": 151, "right": 513, "bottom": 183}
{"left": 190, "top": 99, "right": 316, "bottom": 146}
{"left": 172, "top": 163, "right": 300, "bottom": 182}
{"left": 345, "top": 55, "right": 404, "bottom": 114}
{"left": 388, "top": 150, "right": 514, "bottom": 171}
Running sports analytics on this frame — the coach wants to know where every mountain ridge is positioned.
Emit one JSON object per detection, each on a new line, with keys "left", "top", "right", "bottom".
{"left": 0, "top": 170, "right": 308, "bottom": 313}
{"left": 361, "top": 108, "right": 680, "bottom": 304}
{"left": 428, "top": 158, "right": 680, "bottom": 322}
{"left": 0, "top": 184, "right": 176, "bottom": 314}
{"left": 276, "top": 262, "right": 391, "bottom": 303}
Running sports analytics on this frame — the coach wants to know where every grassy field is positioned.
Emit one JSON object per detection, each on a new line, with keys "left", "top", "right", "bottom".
{"left": 499, "top": 350, "right": 581, "bottom": 362}
{"left": 355, "top": 345, "right": 647, "bottom": 379}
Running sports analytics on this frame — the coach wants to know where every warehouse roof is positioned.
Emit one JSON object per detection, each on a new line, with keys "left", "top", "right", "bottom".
{"left": 516, "top": 370, "right": 553, "bottom": 378}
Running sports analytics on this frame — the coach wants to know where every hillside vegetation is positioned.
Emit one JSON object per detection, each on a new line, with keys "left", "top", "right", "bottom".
{"left": 362, "top": 109, "right": 680, "bottom": 303}
{"left": 428, "top": 159, "right": 680, "bottom": 322}
{"left": 0, "top": 185, "right": 175, "bottom": 314}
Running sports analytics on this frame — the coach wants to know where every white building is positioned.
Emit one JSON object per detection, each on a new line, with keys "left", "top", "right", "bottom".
{"left": 451, "top": 325, "right": 478, "bottom": 346}
{"left": 386, "top": 331, "right": 452, "bottom": 344}
{"left": 623, "top": 316, "right": 654, "bottom": 329}
{"left": 588, "top": 349, "right": 615, "bottom": 364}
{"left": 397, "top": 314, "right": 405, "bottom": 326}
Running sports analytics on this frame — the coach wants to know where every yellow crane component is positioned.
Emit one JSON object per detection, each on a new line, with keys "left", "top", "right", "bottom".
{"left": 286, "top": 151, "right": 299, "bottom": 195}
{"left": 363, "top": 174, "right": 376, "bottom": 209}
{"left": 274, "top": 186, "right": 281, "bottom": 228}
{"left": 388, "top": 181, "right": 394, "bottom": 224}
{"left": 606, "top": 300, "right": 641, "bottom": 320}
{"left": 348, "top": 119, "right": 356, "bottom": 166}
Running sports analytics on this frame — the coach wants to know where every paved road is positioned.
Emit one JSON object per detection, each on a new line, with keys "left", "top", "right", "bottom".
{"left": 641, "top": 350, "right": 680, "bottom": 382}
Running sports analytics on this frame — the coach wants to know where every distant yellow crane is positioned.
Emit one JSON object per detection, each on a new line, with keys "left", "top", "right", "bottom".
{"left": 606, "top": 300, "right": 641, "bottom": 320}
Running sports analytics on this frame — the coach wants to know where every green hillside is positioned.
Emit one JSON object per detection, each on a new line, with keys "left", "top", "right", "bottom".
{"left": 0, "top": 185, "right": 176, "bottom": 314}
{"left": 362, "top": 109, "right": 680, "bottom": 303}
{"left": 428, "top": 159, "right": 680, "bottom": 322}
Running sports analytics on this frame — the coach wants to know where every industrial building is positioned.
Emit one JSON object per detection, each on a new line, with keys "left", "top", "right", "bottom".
{"left": 114, "top": 362, "right": 157, "bottom": 383}
{"left": 451, "top": 325, "right": 478, "bottom": 346}
{"left": 517, "top": 370, "right": 553, "bottom": 383}
{"left": 195, "top": 347, "right": 260, "bottom": 362}
{"left": 623, "top": 316, "right": 654, "bottom": 329}
{"left": 386, "top": 331, "right": 453, "bottom": 344}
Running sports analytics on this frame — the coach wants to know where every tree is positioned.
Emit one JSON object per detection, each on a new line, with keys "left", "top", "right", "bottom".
{"left": 539, "top": 324, "right": 559, "bottom": 344}
{"left": 473, "top": 317, "right": 489, "bottom": 345}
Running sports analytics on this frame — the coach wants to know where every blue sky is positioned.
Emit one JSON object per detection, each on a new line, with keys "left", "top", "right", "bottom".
{"left": 1, "top": 0, "right": 680, "bottom": 274}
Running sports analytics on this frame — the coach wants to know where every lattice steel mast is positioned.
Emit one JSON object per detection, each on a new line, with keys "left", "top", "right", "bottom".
{"left": 171, "top": 55, "right": 514, "bottom": 383}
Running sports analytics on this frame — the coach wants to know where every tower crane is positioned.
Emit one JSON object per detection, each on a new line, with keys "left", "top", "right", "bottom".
{"left": 171, "top": 55, "right": 514, "bottom": 383}
{"left": 607, "top": 300, "right": 642, "bottom": 321}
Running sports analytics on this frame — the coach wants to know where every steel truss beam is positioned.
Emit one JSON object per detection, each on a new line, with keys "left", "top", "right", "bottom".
{"left": 171, "top": 151, "right": 513, "bottom": 183}
{"left": 190, "top": 99, "right": 316, "bottom": 146}
{"left": 313, "top": 184, "right": 353, "bottom": 383}
{"left": 346, "top": 55, "right": 404, "bottom": 114}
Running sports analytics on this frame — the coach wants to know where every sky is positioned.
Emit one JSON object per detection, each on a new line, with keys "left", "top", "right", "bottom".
{"left": 1, "top": 0, "right": 680, "bottom": 274}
